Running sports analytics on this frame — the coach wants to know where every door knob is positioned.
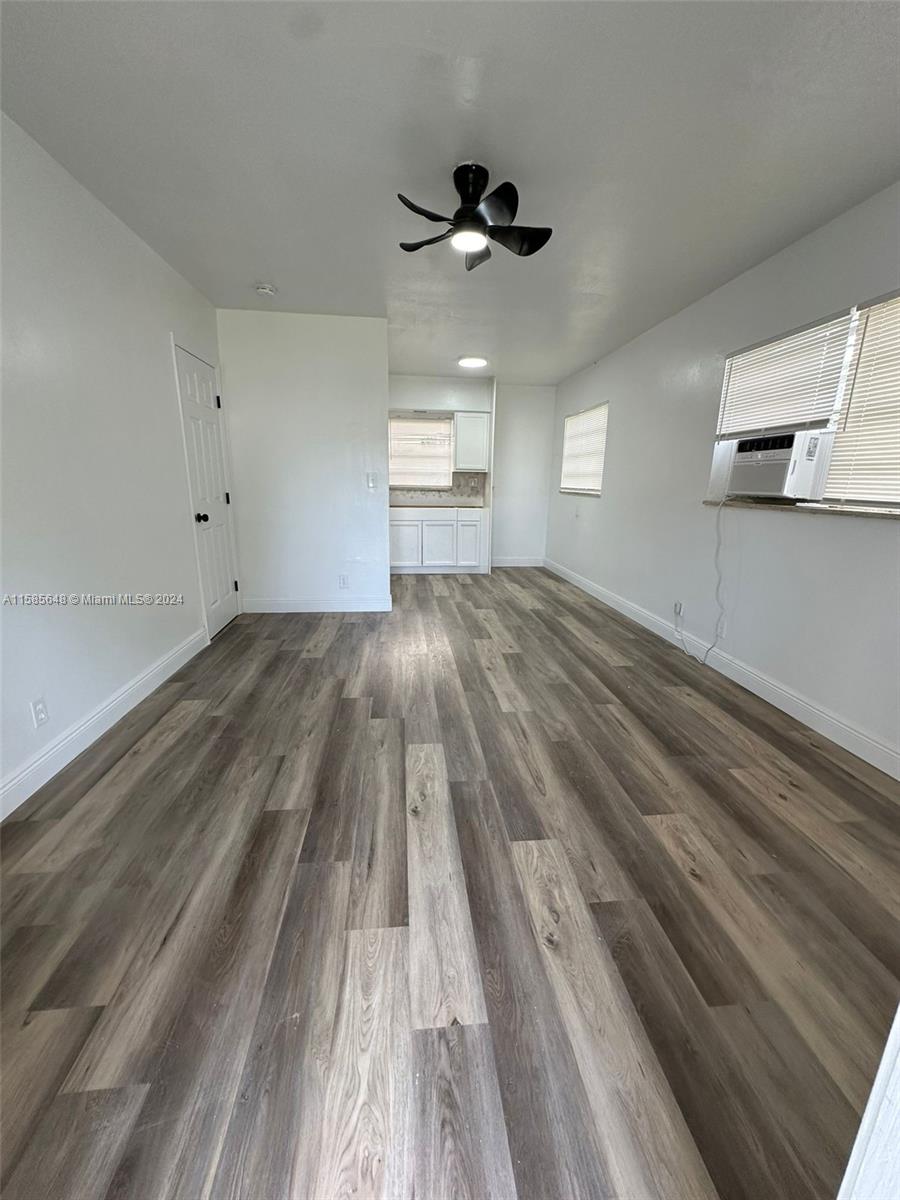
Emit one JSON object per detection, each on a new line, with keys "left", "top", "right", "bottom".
{"left": 195, "top": 512, "right": 209, "bottom": 523}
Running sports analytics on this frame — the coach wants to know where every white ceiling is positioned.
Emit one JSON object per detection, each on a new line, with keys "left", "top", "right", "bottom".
{"left": 3, "top": 2, "right": 899, "bottom": 383}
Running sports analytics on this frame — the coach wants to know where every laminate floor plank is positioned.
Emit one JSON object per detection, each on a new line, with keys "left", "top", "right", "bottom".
{"left": 648, "top": 812, "right": 887, "bottom": 1110}
{"left": 101, "top": 810, "right": 304, "bottom": 1200}
{"left": 312, "top": 926, "right": 413, "bottom": 1200}
{"left": 9, "top": 700, "right": 210, "bottom": 876}
{"left": 211, "top": 862, "right": 351, "bottom": 1200}
{"left": 407, "top": 743, "right": 487, "bottom": 1029}
{"left": 4, "top": 1085, "right": 148, "bottom": 1200}
{"left": 347, "top": 717, "right": 408, "bottom": 929}
{"left": 62, "top": 754, "right": 282, "bottom": 1092}
{"left": 0, "top": 1006, "right": 102, "bottom": 1184}
{"left": 9, "top": 681, "right": 188, "bottom": 823}
{"left": 451, "top": 779, "right": 614, "bottom": 1200}
{"left": 512, "top": 839, "right": 718, "bottom": 1200}
{"left": 412, "top": 1023, "right": 518, "bottom": 1200}
{"left": 1, "top": 568, "right": 895, "bottom": 1198}
{"left": 593, "top": 898, "right": 831, "bottom": 1200}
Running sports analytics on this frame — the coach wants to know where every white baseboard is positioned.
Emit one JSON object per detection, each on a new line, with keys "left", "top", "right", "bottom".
{"left": 492, "top": 556, "right": 545, "bottom": 567}
{"left": 838, "top": 1003, "right": 900, "bottom": 1200}
{"left": 242, "top": 596, "right": 393, "bottom": 613}
{"left": 391, "top": 567, "right": 489, "bottom": 576}
{"left": 1, "top": 628, "right": 209, "bottom": 819}
{"left": 543, "top": 558, "right": 900, "bottom": 779}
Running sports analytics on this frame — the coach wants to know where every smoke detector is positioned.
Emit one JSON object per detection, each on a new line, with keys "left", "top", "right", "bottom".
{"left": 254, "top": 282, "right": 278, "bottom": 297}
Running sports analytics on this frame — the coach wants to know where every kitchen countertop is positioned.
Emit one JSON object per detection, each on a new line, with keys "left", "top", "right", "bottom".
{"left": 390, "top": 501, "right": 484, "bottom": 509}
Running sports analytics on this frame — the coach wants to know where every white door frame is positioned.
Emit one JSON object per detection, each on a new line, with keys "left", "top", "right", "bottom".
{"left": 170, "top": 335, "right": 242, "bottom": 641}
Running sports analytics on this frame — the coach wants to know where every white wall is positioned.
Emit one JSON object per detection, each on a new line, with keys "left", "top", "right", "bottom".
{"left": 389, "top": 374, "right": 493, "bottom": 413}
{"left": 1, "top": 116, "right": 217, "bottom": 814}
{"left": 492, "top": 384, "right": 556, "bottom": 565}
{"left": 217, "top": 310, "right": 390, "bottom": 612}
{"left": 546, "top": 182, "right": 900, "bottom": 776}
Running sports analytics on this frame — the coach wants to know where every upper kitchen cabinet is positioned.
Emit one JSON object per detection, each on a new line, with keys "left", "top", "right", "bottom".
{"left": 454, "top": 411, "right": 491, "bottom": 471}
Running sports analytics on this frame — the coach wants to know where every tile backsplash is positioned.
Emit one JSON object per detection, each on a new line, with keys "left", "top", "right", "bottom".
{"left": 389, "top": 471, "right": 485, "bottom": 506}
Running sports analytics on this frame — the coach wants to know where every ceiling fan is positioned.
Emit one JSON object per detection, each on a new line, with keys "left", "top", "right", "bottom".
{"left": 398, "top": 163, "right": 552, "bottom": 271}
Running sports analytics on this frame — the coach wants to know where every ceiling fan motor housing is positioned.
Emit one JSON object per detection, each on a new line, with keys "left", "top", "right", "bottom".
{"left": 453, "top": 162, "right": 490, "bottom": 208}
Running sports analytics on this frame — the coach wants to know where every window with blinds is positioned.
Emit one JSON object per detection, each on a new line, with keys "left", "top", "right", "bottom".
{"left": 825, "top": 295, "right": 900, "bottom": 506}
{"left": 560, "top": 403, "right": 608, "bottom": 494}
{"left": 716, "top": 311, "right": 857, "bottom": 440}
{"left": 388, "top": 416, "right": 454, "bottom": 488}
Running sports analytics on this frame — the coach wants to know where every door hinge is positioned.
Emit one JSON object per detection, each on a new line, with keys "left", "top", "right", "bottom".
{"left": 233, "top": 579, "right": 239, "bottom": 592}
{"left": 216, "top": 395, "right": 222, "bottom": 409}
{"left": 225, "top": 491, "right": 230, "bottom": 504}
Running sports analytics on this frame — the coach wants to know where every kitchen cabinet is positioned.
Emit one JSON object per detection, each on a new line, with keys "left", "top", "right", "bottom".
{"left": 389, "top": 507, "right": 483, "bottom": 570}
{"left": 422, "top": 518, "right": 457, "bottom": 566}
{"left": 389, "top": 521, "right": 421, "bottom": 567}
{"left": 454, "top": 411, "right": 491, "bottom": 471}
{"left": 456, "top": 516, "right": 481, "bottom": 567}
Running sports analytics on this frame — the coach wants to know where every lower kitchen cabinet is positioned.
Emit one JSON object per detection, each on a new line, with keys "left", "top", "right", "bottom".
{"left": 422, "top": 518, "right": 457, "bottom": 566}
{"left": 389, "top": 507, "right": 483, "bottom": 571}
{"left": 456, "top": 517, "right": 481, "bottom": 567}
{"left": 389, "top": 520, "right": 422, "bottom": 567}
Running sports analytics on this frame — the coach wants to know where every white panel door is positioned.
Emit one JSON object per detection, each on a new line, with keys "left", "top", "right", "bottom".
{"left": 390, "top": 521, "right": 422, "bottom": 566}
{"left": 457, "top": 518, "right": 481, "bottom": 567}
{"left": 422, "top": 519, "right": 457, "bottom": 566}
{"left": 174, "top": 346, "right": 238, "bottom": 638}
{"left": 454, "top": 411, "right": 491, "bottom": 471}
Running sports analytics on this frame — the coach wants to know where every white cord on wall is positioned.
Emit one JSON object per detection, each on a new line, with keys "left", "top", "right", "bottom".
{"left": 674, "top": 495, "right": 727, "bottom": 666}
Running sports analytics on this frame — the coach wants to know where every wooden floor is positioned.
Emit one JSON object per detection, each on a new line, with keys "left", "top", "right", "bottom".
{"left": 2, "top": 567, "right": 898, "bottom": 1200}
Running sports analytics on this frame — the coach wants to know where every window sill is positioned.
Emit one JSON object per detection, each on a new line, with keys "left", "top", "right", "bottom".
{"left": 703, "top": 498, "right": 900, "bottom": 521}
{"left": 559, "top": 489, "right": 602, "bottom": 497}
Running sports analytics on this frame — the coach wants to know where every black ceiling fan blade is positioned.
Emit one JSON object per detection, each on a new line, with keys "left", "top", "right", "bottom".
{"left": 465, "top": 244, "right": 492, "bottom": 271}
{"left": 399, "top": 230, "right": 453, "bottom": 252}
{"left": 475, "top": 182, "right": 518, "bottom": 227}
{"left": 487, "top": 225, "right": 552, "bottom": 256}
{"left": 453, "top": 163, "right": 490, "bottom": 207}
{"left": 397, "top": 193, "right": 451, "bottom": 223}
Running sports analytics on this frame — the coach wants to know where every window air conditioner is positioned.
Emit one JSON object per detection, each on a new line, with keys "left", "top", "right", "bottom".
{"left": 716, "top": 430, "right": 834, "bottom": 501}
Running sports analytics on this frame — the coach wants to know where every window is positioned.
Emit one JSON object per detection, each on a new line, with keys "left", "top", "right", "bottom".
{"left": 716, "top": 311, "right": 857, "bottom": 440}
{"left": 825, "top": 295, "right": 900, "bottom": 506}
{"left": 560, "top": 403, "right": 608, "bottom": 494}
{"left": 389, "top": 416, "right": 453, "bottom": 488}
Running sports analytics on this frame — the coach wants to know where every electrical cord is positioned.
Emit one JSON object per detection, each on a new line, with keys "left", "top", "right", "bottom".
{"left": 674, "top": 494, "right": 727, "bottom": 666}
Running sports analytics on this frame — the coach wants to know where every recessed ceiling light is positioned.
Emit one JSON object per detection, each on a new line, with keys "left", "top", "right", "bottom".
{"left": 255, "top": 282, "right": 278, "bottom": 296}
{"left": 458, "top": 356, "right": 488, "bottom": 369}
{"left": 450, "top": 228, "right": 489, "bottom": 253}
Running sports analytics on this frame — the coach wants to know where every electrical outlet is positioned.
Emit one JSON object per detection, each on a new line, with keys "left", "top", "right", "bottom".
{"left": 338, "top": 574, "right": 349, "bottom": 590}
{"left": 30, "top": 696, "right": 49, "bottom": 729}
{"left": 673, "top": 601, "right": 684, "bottom": 617}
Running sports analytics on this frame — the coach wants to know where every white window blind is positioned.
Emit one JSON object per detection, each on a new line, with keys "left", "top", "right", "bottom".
{"left": 388, "top": 416, "right": 454, "bottom": 488}
{"left": 716, "top": 311, "right": 857, "bottom": 439}
{"left": 825, "top": 295, "right": 900, "bottom": 505}
{"left": 560, "top": 403, "right": 608, "bottom": 494}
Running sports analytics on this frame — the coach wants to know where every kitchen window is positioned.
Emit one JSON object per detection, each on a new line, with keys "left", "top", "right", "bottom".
{"left": 389, "top": 416, "right": 454, "bottom": 488}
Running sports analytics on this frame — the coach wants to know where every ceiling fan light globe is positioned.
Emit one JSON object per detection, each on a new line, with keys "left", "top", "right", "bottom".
{"left": 450, "top": 229, "right": 488, "bottom": 253}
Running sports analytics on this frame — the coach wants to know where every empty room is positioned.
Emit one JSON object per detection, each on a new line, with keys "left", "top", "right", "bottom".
{"left": 2, "top": 2, "right": 899, "bottom": 1198}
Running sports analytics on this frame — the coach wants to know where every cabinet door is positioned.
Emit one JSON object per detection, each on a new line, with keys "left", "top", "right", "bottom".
{"left": 390, "top": 521, "right": 422, "bottom": 567}
{"left": 454, "top": 412, "right": 490, "bottom": 471}
{"left": 421, "top": 519, "right": 457, "bottom": 566}
{"left": 456, "top": 518, "right": 481, "bottom": 567}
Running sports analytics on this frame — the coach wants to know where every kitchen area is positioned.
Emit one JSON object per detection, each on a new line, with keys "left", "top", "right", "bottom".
{"left": 388, "top": 374, "right": 494, "bottom": 573}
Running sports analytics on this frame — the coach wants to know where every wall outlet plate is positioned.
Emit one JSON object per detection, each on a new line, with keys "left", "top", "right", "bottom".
{"left": 338, "top": 574, "right": 349, "bottom": 590}
{"left": 30, "top": 696, "right": 49, "bottom": 728}
{"left": 674, "top": 601, "right": 684, "bottom": 617}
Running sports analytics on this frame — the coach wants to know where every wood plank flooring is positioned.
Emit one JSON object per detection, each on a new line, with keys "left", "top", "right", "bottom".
{"left": 2, "top": 567, "right": 898, "bottom": 1199}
